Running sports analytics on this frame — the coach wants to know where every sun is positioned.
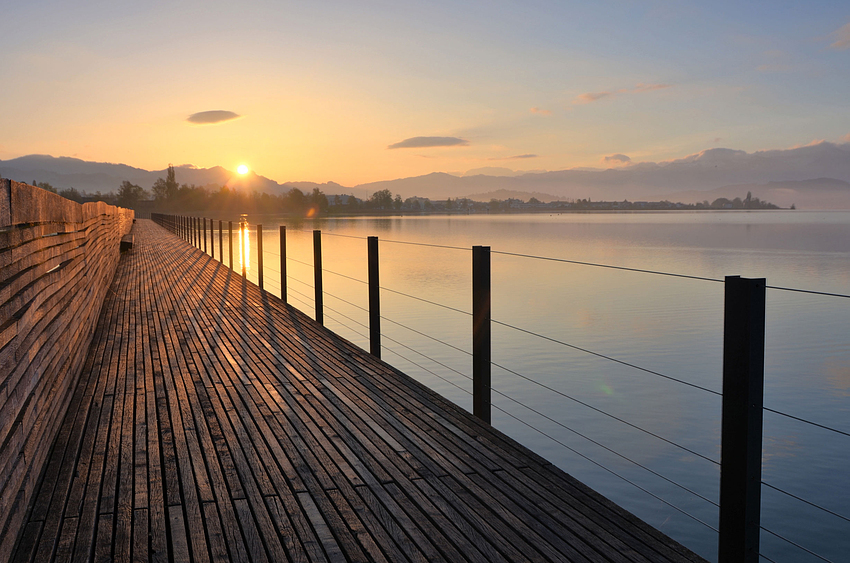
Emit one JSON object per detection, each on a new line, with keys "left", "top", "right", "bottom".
{"left": 237, "top": 164, "right": 249, "bottom": 175}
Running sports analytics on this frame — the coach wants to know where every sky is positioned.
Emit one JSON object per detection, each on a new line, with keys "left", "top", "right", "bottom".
{"left": 1, "top": 0, "right": 849, "bottom": 185}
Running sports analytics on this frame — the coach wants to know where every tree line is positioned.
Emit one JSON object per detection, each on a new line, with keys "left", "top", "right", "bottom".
{"left": 29, "top": 170, "right": 784, "bottom": 215}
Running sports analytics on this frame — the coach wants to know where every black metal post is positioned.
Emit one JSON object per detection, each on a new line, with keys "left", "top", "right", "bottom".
{"left": 218, "top": 220, "right": 223, "bottom": 263}
{"left": 718, "top": 275, "right": 766, "bottom": 563}
{"left": 313, "top": 230, "right": 323, "bottom": 325}
{"left": 241, "top": 222, "right": 247, "bottom": 278}
{"left": 257, "top": 224, "right": 264, "bottom": 289}
{"left": 280, "top": 226, "right": 287, "bottom": 303}
{"left": 472, "top": 246, "right": 491, "bottom": 423}
{"left": 203, "top": 217, "right": 207, "bottom": 253}
{"left": 368, "top": 236, "right": 381, "bottom": 358}
{"left": 228, "top": 221, "right": 233, "bottom": 270}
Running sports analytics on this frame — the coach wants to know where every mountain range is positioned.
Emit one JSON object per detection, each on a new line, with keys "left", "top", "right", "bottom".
{"left": 3, "top": 140, "right": 850, "bottom": 209}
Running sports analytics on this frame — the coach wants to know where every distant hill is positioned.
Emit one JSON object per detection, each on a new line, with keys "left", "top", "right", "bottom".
{"left": 351, "top": 142, "right": 850, "bottom": 208}
{"left": 4, "top": 141, "right": 850, "bottom": 209}
{"left": 0, "top": 155, "right": 350, "bottom": 197}
{"left": 461, "top": 189, "right": 566, "bottom": 203}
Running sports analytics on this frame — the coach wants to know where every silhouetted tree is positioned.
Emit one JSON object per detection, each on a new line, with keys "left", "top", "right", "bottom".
{"left": 152, "top": 164, "right": 179, "bottom": 202}
{"left": 59, "top": 187, "right": 84, "bottom": 203}
{"left": 370, "top": 189, "right": 393, "bottom": 210}
{"left": 117, "top": 181, "right": 148, "bottom": 208}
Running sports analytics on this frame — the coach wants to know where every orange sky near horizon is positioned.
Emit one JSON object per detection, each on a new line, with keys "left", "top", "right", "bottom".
{"left": 2, "top": 2, "right": 849, "bottom": 186}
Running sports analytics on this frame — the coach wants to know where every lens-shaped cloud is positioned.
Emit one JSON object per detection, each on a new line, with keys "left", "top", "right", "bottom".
{"left": 388, "top": 136, "right": 469, "bottom": 149}
{"left": 187, "top": 110, "right": 241, "bottom": 124}
{"left": 488, "top": 154, "right": 538, "bottom": 160}
{"left": 602, "top": 153, "right": 632, "bottom": 165}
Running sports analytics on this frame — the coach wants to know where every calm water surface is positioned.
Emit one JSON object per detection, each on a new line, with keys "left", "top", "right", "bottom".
{"left": 224, "top": 211, "right": 849, "bottom": 562}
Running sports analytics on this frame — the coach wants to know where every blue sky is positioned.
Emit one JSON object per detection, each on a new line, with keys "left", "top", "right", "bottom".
{"left": 1, "top": 0, "right": 848, "bottom": 184}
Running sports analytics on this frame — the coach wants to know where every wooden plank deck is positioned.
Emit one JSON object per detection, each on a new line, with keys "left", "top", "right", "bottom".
{"left": 9, "top": 219, "right": 707, "bottom": 563}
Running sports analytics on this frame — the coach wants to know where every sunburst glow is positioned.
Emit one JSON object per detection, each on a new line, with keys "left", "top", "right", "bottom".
{"left": 237, "top": 164, "right": 249, "bottom": 175}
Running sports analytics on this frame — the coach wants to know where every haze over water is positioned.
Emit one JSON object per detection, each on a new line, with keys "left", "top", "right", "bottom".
{"left": 223, "top": 210, "right": 849, "bottom": 562}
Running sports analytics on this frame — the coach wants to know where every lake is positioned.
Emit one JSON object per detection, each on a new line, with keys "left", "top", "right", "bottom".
{"left": 220, "top": 211, "right": 849, "bottom": 562}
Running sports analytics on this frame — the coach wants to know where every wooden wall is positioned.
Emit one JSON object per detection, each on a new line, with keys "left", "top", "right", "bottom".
{"left": 0, "top": 179, "right": 133, "bottom": 560}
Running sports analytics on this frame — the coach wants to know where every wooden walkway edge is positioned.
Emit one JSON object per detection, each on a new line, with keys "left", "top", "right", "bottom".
{"left": 9, "top": 219, "right": 708, "bottom": 562}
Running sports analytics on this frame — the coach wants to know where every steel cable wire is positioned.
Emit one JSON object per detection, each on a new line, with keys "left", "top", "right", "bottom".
{"left": 766, "top": 285, "right": 850, "bottom": 299}
{"left": 323, "top": 268, "right": 368, "bottom": 285}
{"left": 378, "top": 332, "right": 472, "bottom": 381}
{"left": 488, "top": 383, "right": 720, "bottom": 506}
{"left": 379, "top": 316, "right": 473, "bottom": 357}
{"left": 323, "top": 292, "right": 369, "bottom": 312}
{"left": 380, "top": 286, "right": 472, "bottom": 316}
{"left": 763, "top": 407, "right": 850, "bottom": 439}
{"left": 759, "top": 526, "right": 834, "bottom": 562}
{"left": 380, "top": 344, "right": 472, "bottom": 396}
{"left": 491, "top": 250, "right": 724, "bottom": 283}
{"left": 761, "top": 482, "right": 850, "bottom": 524}
{"left": 489, "top": 402, "right": 720, "bottom": 533}
{"left": 287, "top": 286, "right": 316, "bottom": 303}
{"left": 323, "top": 303, "right": 370, "bottom": 331}
{"left": 381, "top": 239, "right": 469, "bottom": 251}
{"left": 491, "top": 318, "right": 722, "bottom": 396}
{"left": 490, "top": 361, "right": 719, "bottom": 465}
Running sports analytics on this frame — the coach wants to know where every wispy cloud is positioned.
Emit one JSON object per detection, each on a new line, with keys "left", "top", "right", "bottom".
{"left": 601, "top": 153, "right": 631, "bottom": 165}
{"left": 830, "top": 22, "right": 850, "bottom": 50}
{"left": 530, "top": 107, "right": 552, "bottom": 115}
{"left": 388, "top": 136, "right": 469, "bottom": 149}
{"left": 187, "top": 110, "right": 241, "bottom": 124}
{"left": 574, "top": 91, "right": 612, "bottom": 104}
{"left": 574, "top": 83, "right": 672, "bottom": 104}
{"left": 713, "top": 137, "right": 722, "bottom": 143}
{"left": 842, "top": 133, "right": 850, "bottom": 143}
{"left": 488, "top": 154, "right": 538, "bottom": 161}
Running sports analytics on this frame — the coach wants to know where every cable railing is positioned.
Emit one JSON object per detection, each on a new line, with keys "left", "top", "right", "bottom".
{"left": 151, "top": 212, "right": 849, "bottom": 562}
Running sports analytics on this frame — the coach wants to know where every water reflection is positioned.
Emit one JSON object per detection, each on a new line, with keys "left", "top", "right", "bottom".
{"left": 239, "top": 214, "right": 250, "bottom": 275}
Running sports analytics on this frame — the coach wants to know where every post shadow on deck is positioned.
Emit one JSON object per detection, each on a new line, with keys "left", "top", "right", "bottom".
{"left": 719, "top": 275, "right": 766, "bottom": 563}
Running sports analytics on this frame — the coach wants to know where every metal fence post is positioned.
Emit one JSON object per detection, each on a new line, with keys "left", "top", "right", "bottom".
{"left": 228, "top": 221, "right": 233, "bottom": 270}
{"left": 219, "top": 220, "right": 223, "bottom": 263}
{"left": 313, "top": 230, "right": 323, "bottom": 325}
{"left": 472, "top": 245, "right": 491, "bottom": 424}
{"left": 241, "top": 222, "right": 247, "bottom": 278}
{"left": 203, "top": 217, "right": 207, "bottom": 253}
{"left": 280, "top": 226, "right": 287, "bottom": 303}
{"left": 718, "top": 275, "right": 766, "bottom": 563}
{"left": 368, "top": 236, "right": 381, "bottom": 358}
{"left": 257, "top": 224, "right": 264, "bottom": 289}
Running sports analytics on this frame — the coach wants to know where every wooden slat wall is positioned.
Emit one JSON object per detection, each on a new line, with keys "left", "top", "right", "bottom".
{"left": 0, "top": 179, "right": 133, "bottom": 561}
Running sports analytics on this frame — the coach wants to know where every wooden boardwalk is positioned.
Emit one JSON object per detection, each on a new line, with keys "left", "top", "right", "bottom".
{"left": 9, "top": 220, "right": 707, "bottom": 563}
